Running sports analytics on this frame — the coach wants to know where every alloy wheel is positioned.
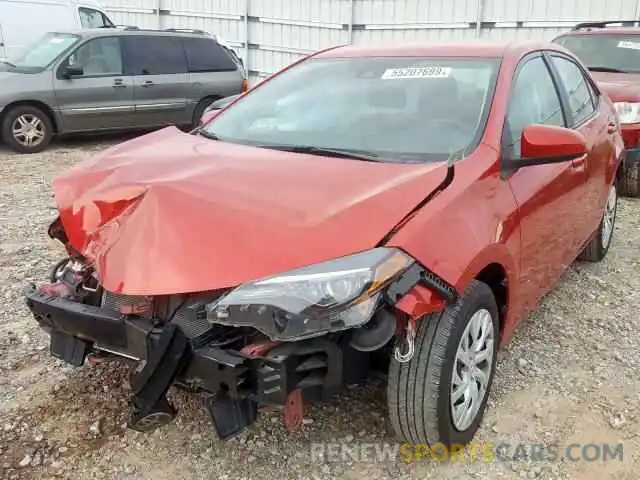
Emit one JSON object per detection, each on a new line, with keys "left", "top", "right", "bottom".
{"left": 12, "top": 114, "right": 46, "bottom": 148}
{"left": 450, "top": 308, "right": 495, "bottom": 431}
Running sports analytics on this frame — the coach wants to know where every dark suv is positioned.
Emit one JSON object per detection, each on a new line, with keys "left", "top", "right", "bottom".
{"left": 0, "top": 27, "right": 247, "bottom": 153}
{"left": 553, "top": 20, "right": 640, "bottom": 197}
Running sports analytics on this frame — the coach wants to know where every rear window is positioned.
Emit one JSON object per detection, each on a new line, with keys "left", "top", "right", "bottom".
{"left": 554, "top": 34, "right": 640, "bottom": 73}
{"left": 79, "top": 7, "right": 114, "bottom": 28}
{"left": 183, "top": 37, "right": 238, "bottom": 73}
{"left": 123, "top": 36, "right": 187, "bottom": 75}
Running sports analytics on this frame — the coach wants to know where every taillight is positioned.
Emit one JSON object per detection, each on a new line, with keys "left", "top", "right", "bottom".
{"left": 241, "top": 78, "right": 249, "bottom": 92}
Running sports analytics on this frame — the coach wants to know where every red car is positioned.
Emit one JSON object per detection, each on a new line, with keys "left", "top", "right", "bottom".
{"left": 26, "top": 41, "right": 624, "bottom": 448}
{"left": 554, "top": 20, "right": 640, "bottom": 197}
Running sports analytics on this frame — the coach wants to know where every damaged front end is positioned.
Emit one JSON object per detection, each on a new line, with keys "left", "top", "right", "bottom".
{"left": 25, "top": 220, "right": 456, "bottom": 439}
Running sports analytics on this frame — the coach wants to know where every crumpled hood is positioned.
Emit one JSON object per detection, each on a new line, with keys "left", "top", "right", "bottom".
{"left": 591, "top": 71, "right": 640, "bottom": 102}
{"left": 53, "top": 127, "right": 449, "bottom": 295}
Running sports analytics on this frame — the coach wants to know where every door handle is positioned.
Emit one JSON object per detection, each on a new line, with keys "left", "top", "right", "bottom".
{"left": 607, "top": 121, "right": 618, "bottom": 134}
{"left": 112, "top": 78, "right": 126, "bottom": 88}
{"left": 141, "top": 81, "right": 155, "bottom": 88}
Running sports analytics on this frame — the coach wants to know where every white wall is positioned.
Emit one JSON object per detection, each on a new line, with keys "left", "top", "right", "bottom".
{"left": 101, "top": 0, "right": 640, "bottom": 83}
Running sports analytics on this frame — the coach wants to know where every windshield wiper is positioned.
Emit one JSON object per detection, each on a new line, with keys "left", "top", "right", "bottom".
{"left": 197, "top": 129, "right": 220, "bottom": 140}
{"left": 257, "top": 144, "right": 381, "bottom": 162}
{"left": 0, "top": 60, "right": 16, "bottom": 68}
{"left": 588, "top": 66, "right": 628, "bottom": 73}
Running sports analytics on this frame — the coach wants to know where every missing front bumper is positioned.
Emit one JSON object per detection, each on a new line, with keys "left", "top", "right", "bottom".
{"left": 25, "top": 287, "right": 346, "bottom": 438}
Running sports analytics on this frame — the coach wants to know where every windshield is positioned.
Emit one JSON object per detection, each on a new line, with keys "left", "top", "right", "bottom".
{"left": 9, "top": 33, "right": 79, "bottom": 72}
{"left": 554, "top": 34, "right": 640, "bottom": 73}
{"left": 204, "top": 57, "right": 500, "bottom": 162}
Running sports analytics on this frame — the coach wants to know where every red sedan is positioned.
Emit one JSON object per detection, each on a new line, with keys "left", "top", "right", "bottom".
{"left": 26, "top": 41, "right": 624, "bottom": 448}
{"left": 553, "top": 20, "right": 640, "bottom": 197}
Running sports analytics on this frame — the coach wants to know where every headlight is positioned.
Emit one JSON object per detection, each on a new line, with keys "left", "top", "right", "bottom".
{"left": 207, "top": 247, "right": 414, "bottom": 341}
{"left": 614, "top": 102, "right": 640, "bottom": 124}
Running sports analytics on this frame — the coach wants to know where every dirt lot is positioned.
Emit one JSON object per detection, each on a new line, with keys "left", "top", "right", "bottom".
{"left": 1, "top": 137, "right": 639, "bottom": 480}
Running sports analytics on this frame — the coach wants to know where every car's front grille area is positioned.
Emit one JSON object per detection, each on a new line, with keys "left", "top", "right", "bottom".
{"left": 171, "top": 303, "right": 212, "bottom": 339}
{"left": 100, "top": 291, "right": 153, "bottom": 319}
{"left": 100, "top": 289, "right": 247, "bottom": 348}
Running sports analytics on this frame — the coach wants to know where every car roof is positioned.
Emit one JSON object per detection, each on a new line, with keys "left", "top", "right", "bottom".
{"left": 558, "top": 27, "right": 640, "bottom": 36}
{"left": 51, "top": 27, "right": 214, "bottom": 39}
{"left": 315, "top": 41, "right": 564, "bottom": 60}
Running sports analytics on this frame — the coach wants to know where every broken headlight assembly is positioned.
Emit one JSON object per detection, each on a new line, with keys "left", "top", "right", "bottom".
{"left": 206, "top": 248, "right": 414, "bottom": 341}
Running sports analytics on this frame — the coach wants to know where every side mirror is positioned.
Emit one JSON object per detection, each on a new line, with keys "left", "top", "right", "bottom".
{"left": 63, "top": 64, "right": 84, "bottom": 78}
{"left": 504, "top": 124, "right": 588, "bottom": 169}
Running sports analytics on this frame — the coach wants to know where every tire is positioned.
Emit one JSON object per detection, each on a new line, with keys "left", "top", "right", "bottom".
{"left": 578, "top": 182, "right": 618, "bottom": 262}
{"left": 619, "top": 162, "right": 640, "bottom": 198}
{"left": 1, "top": 105, "right": 53, "bottom": 153}
{"left": 387, "top": 280, "right": 499, "bottom": 447}
{"left": 191, "top": 97, "right": 219, "bottom": 129}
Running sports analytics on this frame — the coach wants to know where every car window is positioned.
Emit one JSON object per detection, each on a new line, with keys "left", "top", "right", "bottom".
{"left": 554, "top": 34, "right": 640, "bottom": 73}
{"left": 505, "top": 56, "right": 566, "bottom": 158}
{"left": 204, "top": 57, "right": 500, "bottom": 163}
{"left": 123, "top": 36, "right": 187, "bottom": 75}
{"left": 66, "top": 37, "right": 122, "bottom": 76}
{"left": 10, "top": 33, "right": 79, "bottom": 72}
{"left": 550, "top": 56, "right": 597, "bottom": 125}
{"left": 79, "top": 7, "right": 112, "bottom": 28}
{"left": 182, "top": 37, "right": 238, "bottom": 73}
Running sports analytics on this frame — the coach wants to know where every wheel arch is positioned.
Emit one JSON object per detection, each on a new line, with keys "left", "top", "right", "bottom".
{"left": 474, "top": 262, "right": 509, "bottom": 337}
{"left": 1, "top": 100, "right": 59, "bottom": 134}
{"left": 194, "top": 95, "right": 222, "bottom": 112}
{"left": 448, "top": 244, "right": 517, "bottom": 342}
{"left": 394, "top": 245, "right": 518, "bottom": 342}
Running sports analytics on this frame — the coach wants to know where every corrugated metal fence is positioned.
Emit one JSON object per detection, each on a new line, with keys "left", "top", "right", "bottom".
{"left": 102, "top": 0, "right": 640, "bottom": 83}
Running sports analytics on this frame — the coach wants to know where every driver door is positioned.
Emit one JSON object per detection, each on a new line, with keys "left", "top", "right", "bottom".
{"left": 503, "top": 54, "right": 588, "bottom": 311}
{"left": 53, "top": 37, "right": 135, "bottom": 132}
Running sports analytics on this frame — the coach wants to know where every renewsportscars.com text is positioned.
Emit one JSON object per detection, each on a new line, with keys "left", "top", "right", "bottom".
{"left": 310, "top": 442, "right": 624, "bottom": 464}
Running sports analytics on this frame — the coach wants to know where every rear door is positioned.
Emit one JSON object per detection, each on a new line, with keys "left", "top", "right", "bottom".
{"left": 546, "top": 53, "right": 615, "bottom": 241}
{"left": 54, "top": 36, "right": 136, "bottom": 132}
{"left": 182, "top": 36, "right": 244, "bottom": 112}
{"left": 502, "top": 53, "right": 587, "bottom": 310}
{"left": 122, "top": 35, "right": 190, "bottom": 127}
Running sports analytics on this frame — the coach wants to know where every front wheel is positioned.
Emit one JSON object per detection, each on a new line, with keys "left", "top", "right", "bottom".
{"left": 387, "top": 280, "right": 499, "bottom": 447}
{"left": 1, "top": 105, "right": 53, "bottom": 153}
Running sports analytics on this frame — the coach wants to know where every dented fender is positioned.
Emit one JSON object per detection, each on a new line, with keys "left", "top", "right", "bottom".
{"left": 394, "top": 284, "right": 444, "bottom": 319}
{"left": 385, "top": 152, "right": 522, "bottom": 337}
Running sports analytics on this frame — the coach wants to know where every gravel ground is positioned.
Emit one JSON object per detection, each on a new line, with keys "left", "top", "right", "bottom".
{"left": 1, "top": 137, "right": 639, "bottom": 480}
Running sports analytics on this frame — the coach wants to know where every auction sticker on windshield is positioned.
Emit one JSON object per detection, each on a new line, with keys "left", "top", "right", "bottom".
{"left": 617, "top": 40, "right": 640, "bottom": 50}
{"left": 381, "top": 66, "right": 451, "bottom": 79}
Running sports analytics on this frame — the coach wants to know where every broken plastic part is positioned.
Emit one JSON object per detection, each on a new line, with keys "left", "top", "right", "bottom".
{"left": 395, "top": 284, "right": 444, "bottom": 319}
{"left": 283, "top": 389, "right": 304, "bottom": 431}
